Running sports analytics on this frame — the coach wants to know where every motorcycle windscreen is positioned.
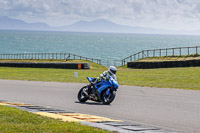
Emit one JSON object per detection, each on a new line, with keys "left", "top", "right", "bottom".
{"left": 87, "top": 77, "right": 94, "bottom": 83}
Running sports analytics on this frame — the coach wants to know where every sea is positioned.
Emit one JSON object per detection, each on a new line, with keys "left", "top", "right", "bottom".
{"left": 1, "top": 30, "right": 200, "bottom": 66}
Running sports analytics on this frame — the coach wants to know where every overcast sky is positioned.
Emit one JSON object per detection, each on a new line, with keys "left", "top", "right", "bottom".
{"left": 1, "top": 0, "right": 200, "bottom": 30}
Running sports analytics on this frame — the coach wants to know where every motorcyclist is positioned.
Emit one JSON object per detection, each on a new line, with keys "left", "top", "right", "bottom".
{"left": 91, "top": 66, "right": 117, "bottom": 101}
{"left": 99, "top": 66, "right": 117, "bottom": 81}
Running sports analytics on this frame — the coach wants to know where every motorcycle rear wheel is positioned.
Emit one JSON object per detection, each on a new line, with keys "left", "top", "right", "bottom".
{"left": 77, "top": 86, "right": 89, "bottom": 102}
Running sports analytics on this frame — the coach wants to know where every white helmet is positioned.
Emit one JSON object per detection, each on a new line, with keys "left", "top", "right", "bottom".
{"left": 108, "top": 66, "right": 117, "bottom": 75}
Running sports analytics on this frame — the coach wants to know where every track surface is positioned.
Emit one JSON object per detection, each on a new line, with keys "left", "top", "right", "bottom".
{"left": 0, "top": 79, "right": 200, "bottom": 133}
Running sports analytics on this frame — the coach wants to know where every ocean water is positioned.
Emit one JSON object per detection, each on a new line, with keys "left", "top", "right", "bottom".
{"left": 1, "top": 30, "right": 200, "bottom": 66}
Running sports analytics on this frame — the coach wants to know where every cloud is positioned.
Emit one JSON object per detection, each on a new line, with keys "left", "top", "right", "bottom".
{"left": 1, "top": 0, "right": 200, "bottom": 30}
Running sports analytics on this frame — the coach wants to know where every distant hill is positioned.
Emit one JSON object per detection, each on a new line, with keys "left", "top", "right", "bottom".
{"left": 58, "top": 19, "right": 166, "bottom": 34}
{"left": 0, "top": 16, "right": 50, "bottom": 30}
{"left": 0, "top": 16, "right": 199, "bottom": 35}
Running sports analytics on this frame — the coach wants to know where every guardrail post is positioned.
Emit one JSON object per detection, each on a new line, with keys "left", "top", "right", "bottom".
{"left": 160, "top": 49, "right": 161, "bottom": 56}
{"left": 142, "top": 51, "right": 144, "bottom": 58}
{"left": 134, "top": 54, "right": 136, "bottom": 61}
{"left": 196, "top": 46, "right": 198, "bottom": 55}
{"left": 180, "top": 48, "right": 181, "bottom": 56}
{"left": 138, "top": 53, "right": 139, "bottom": 60}
{"left": 64, "top": 53, "right": 66, "bottom": 60}
{"left": 188, "top": 47, "right": 189, "bottom": 55}
{"left": 172, "top": 48, "right": 174, "bottom": 56}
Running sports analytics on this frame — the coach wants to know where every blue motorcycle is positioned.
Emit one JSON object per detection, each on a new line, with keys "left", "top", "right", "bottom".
{"left": 77, "top": 76, "right": 119, "bottom": 105}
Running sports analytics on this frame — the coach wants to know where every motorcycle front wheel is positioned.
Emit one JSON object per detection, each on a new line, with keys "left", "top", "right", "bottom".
{"left": 102, "top": 89, "right": 116, "bottom": 105}
{"left": 77, "top": 86, "right": 89, "bottom": 102}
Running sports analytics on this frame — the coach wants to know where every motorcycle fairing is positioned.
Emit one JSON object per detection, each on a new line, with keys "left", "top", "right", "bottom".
{"left": 96, "top": 81, "right": 111, "bottom": 93}
{"left": 87, "top": 76, "right": 118, "bottom": 94}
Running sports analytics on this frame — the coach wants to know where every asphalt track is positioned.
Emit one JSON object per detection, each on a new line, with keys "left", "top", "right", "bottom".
{"left": 0, "top": 79, "right": 200, "bottom": 133}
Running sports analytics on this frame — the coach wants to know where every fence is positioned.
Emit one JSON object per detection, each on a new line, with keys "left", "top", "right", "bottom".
{"left": 0, "top": 53, "right": 101, "bottom": 65}
{"left": 1, "top": 46, "right": 199, "bottom": 67}
{"left": 101, "top": 60, "right": 122, "bottom": 67}
{"left": 122, "top": 46, "right": 200, "bottom": 66}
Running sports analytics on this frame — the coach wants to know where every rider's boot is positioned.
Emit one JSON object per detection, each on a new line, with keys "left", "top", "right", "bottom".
{"left": 96, "top": 91, "right": 102, "bottom": 102}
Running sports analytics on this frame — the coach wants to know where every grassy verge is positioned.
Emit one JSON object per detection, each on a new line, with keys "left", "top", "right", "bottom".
{"left": 0, "top": 59, "right": 106, "bottom": 69}
{"left": 0, "top": 105, "right": 110, "bottom": 133}
{"left": 118, "top": 67, "right": 200, "bottom": 90}
{"left": 137, "top": 55, "right": 200, "bottom": 62}
{"left": 0, "top": 66, "right": 200, "bottom": 90}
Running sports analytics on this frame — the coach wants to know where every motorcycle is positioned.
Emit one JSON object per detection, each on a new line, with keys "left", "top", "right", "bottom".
{"left": 77, "top": 76, "right": 119, "bottom": 105}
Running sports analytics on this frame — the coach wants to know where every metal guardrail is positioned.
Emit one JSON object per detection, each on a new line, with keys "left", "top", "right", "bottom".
{"left": 122, "top": 46, "right": 200, "bottom": 66}
{"left": 101, "top": 60, "right": 122, "bottom": 67}
{"left": 1, "top": 46, "right": 199, "bottom": 67}
{"left": 0, "top": 53, "right": 101, "bottom": 65}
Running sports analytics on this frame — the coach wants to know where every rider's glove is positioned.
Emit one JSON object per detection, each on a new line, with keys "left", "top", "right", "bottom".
{"left": 102, "top": 77, "right": 106, "bottom": 81}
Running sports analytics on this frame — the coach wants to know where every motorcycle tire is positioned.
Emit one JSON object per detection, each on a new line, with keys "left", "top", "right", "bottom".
{"left": 102, "top": 89, "right": 116, "bottom": 105}
{"left": 77, "top": 86, "right": 89, "bottom": 102}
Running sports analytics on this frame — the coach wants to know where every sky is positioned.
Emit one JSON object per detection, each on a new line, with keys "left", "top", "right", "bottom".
{"left": 0, "top": 0, "right": 200, "bottom": 31}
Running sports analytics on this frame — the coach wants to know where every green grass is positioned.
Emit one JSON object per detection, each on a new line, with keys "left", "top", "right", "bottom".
{"left": 0, "top": 105, "right": 111, "bottom": 133}
{"left": 0, "top": 59, "right": 106, "bottom": 70}
{"left": 0, "top": 66, "right": 200, "bottom": 90}
{"left": 137, "top": 54, "right": 200, "bottom": 62}
{"left": 118, "top": 67, "right": 200, "bottom": 90}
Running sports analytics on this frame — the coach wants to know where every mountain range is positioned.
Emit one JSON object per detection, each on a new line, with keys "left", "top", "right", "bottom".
{"left": 0, "top": 16, "right": 199, "bottom": 35}
{"left": 0, "top": 16, "right": 50, "bottom": 30}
